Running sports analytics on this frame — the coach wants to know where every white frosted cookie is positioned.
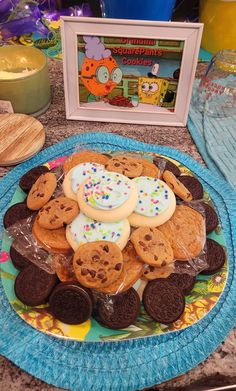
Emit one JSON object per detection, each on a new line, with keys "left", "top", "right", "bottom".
{"left": 128, "top": 176, "right": 176, "bottom": 227}
{"left": 62, "top": 162, "right": 105, "bottom": 200}
{"left": 77, "top": 171, "right": 138, "bottom": 222}
{"left": 66, "top": 212, "right": 130, "bottom": 251}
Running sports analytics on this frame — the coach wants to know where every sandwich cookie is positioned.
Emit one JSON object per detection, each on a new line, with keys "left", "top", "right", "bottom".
{"left": 77, "top": 171, "right": 138, "bottom": 223}
{"left": 14, "top": 263, "right": 58, "bottom": 307}
{"left": 19, "top": 165, "right": 50, "bottom": 193}
{"left": 3, "top": 202, "right": 36, "bottom": 229}
{"left": 62, "top": 162, "right": 105, "bottom": 201}
{"left": 49, "top": 282, "right": 92, "bottom": 325}
{"left": 96, "top": 287, "right": 140, "bottom": 329}
{"left": 143, "top": 279, "right": 185, "bottom": 324}
{"left": 128, "top": 177, "right": 176, "bottom": 227}
{"left": 66, "top": 212, "right": 130, "bottom": 251}
{"left": 153, "top": 156, "right": 181, "bottom": 177}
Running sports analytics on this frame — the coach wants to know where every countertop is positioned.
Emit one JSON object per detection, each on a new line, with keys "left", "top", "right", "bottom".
{"left": 0, "top": 59, "right": 235, "bottom": 391}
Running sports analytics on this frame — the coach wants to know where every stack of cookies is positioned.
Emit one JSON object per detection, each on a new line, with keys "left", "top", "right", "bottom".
{"left": 4, "top": 150, "right": 225, "bottom": 329}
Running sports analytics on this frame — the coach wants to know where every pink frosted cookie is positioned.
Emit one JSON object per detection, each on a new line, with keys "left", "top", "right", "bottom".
{"left": 66, "top": 212, "right": 130, "bottom": 251}
{"left": 77, "top": 171, "right": 138, "bottom": 222}
{"left": 62, "top": 162, "right": 105, "bottom": 200}
{"left": 128, "top": 176, "right": 176, "bottom": 227}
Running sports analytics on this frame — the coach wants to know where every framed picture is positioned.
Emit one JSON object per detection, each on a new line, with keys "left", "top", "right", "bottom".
{"left": 61, "top": 17, "right": 203, "bottom": 126}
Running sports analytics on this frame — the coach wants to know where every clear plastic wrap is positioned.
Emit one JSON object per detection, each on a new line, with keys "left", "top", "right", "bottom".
{"left": 4, "top": 148, "right": 210, "bottom": 294}
{"left": 6, "top": 216, "right": 54, "bottom": 274}
{"left": 5, "top": 163, "right": 67, "bottom": 274}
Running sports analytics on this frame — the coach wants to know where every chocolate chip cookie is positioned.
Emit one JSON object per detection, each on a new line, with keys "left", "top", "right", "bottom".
{"left": 32, "top": 217, "right": 72, "bottom": 254}
{"left": 131, "top": 226, "right": 174, "bottom": 267}
{"left": 96, "top": 241, "right": 143, "bottom": 294}
{"left": 105, "top": 155, "right": 143, "bottom": 178}
{"left": 142, "top": 263, "right": 175, "bottom": 280}
{"left": 27, "top": 172, "right": 57, "bottom": 210}
{"left": 37, "top": 197, "right": 79, "bottom": 229}
{"left": 52, "top": 253, "right": 76, "bottom": 282}
{"left": 63, "top": 150, "right": 109, "bottom": 174}
{"left": 158, "top": 205, "right": 205, "bottom": 260}
{"left": 73, "top": 241, "right": 124, "bottom": 289}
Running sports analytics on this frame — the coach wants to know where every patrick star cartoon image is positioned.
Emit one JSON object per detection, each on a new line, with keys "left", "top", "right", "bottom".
{"left": 80, "top": 36, "right": 122, "bottom": 102}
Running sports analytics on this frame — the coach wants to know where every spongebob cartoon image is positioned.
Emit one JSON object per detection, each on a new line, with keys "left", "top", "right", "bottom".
{"left": 80, "top": 36, "right": 122, "bottom": 102}
{"left": 138, "top": 78, "right": 169, "bottom": 106}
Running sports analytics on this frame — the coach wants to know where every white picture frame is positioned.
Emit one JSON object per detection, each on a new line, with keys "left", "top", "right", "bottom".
{"left": 61, "top": 17, "right": 203, "bottom": 126}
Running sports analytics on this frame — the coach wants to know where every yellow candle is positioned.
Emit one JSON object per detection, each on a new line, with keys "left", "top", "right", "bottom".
{"left": 0, "top": 46, "right": 51, "bottom": 115}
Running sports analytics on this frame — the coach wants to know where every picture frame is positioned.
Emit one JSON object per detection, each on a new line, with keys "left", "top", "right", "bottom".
{"left": 61, "top": 17, "right": 203, "bottom": 126}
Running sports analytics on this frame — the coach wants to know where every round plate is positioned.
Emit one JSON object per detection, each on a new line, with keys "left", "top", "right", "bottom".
{"left": 0, "top": 152, "right": 228, "bottom": 342}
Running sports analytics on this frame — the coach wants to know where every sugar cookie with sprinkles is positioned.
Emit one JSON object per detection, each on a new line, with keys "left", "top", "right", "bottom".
{"left": 128, "top": 177, "right": 176, "bottom": 227}
{"left": 66, "top": 212, "right": 130, "bottom": 251}
{"left": 62, "top": 162, "right": 105, "bottom": 201}
{"left": 77, "top": 171, "right": 138, "bottom": 223}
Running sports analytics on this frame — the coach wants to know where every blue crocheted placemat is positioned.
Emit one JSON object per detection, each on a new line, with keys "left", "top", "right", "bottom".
{"left": 0, "top": 133, "right": 236, "bottom": 391}
{"left": 188, "top": 82, "right": 236, "bottom": 190}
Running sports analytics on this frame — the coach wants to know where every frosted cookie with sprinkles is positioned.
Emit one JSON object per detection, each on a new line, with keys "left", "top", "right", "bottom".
{"left": 66, "top": 213, "right": 130, "bottom": 251}
{"left": 128, "top": 177, "right": 176, "bottom": 227}
{"left": 62, "top": 162, "right": 105, "bottom": 201}
{"left": 77, "top": 171, "right": 138, "bottom": 223}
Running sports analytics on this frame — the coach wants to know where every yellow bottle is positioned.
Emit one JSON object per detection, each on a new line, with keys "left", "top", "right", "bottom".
{"left": 200, "top": 0, "right": 236, "bottom": 53}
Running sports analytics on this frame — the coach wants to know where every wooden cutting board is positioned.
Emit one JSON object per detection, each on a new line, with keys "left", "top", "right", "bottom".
{"left": 0, "top": 113, "right": 45, "bottom": 166}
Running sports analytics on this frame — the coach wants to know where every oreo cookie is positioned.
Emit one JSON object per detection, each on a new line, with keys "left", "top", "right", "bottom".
{"left": 200, "top": 202, "right": 219, "bottom": 234}
{"left": 143, "top": 279, "right": 185, "bottom": 324}
{"left": 14, "top": 264, "right": 58, "bottom": 306}
{"left": 153, "top": 156, "right": 180, "bottom": 177}
{"left": 201, "top": 238, "right": 225, "bottom": 275}
{"left": 10, "top": 242, "right": 32, "bottom": 270}
{"left": 178, "top": 175, "right": 203, "bottom": 200}
{"left": 3, "top": 202, "right": 35, "bottom": 229}
{"left": 19, "top": 165, "right": 49, "bottom": 193}
{"left": 49, "top": 282, "right": 92, "bottom": 325}
{"left": 167, "top": 273, "right": 196, "bottom": 295}
{"left": 96, "top": 287, "right": 140, "bottom": 329}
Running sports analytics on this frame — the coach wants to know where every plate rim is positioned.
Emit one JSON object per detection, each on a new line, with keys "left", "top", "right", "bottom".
{"left": 0, "top": 150, "right": 229, "bottom": 343}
